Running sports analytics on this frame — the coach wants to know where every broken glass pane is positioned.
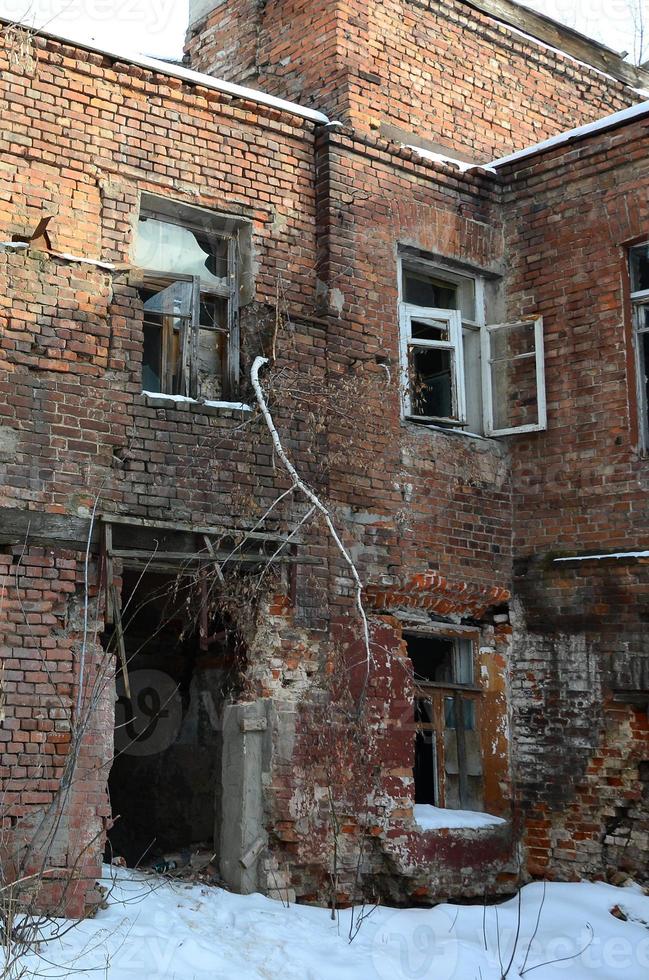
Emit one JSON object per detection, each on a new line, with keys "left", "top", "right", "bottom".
{"left": 136, "top": 217, "right": 228, "bottom": 290}
{"left": 199, "top": 296, "right": 228, "bottom": 331}
{"left": 143, "top": 280, "right": 194, "bottom": 319}
{"left": 630, "top": 243, "right": 649, "bottom": 293}
{"left": 411, "top": 345, "right": 454, "bottom": 418}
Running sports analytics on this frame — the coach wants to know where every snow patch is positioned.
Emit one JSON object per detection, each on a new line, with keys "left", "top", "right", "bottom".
{"left": 554, "top": 551, "right": 649, "bottom": 562}
{"left": 414, "top": 804, "right": 507, "bottom": 830}
{"left": 5, "top": 19, "right": 329, "bottom": 126}
{"left": 10, "top": 867, "right": 649, "bottom": 980}
{"left": 142, "top": 391, "right": 252, "bottom": 411}
{"left": 405, "top": 146, "right": 488, "bottom": 173}
{"left": 488, "top": 101, "right": 649, "bottom": 170}
{"left": 55, "top": 251, "right": 115, "bottom": 270}
{"left": 0, "top": 242, "right": 115, "bottom": 269}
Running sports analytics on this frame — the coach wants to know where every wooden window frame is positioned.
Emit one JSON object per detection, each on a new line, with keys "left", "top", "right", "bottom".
{"left": 407, "top": 631, "right": 482, "bottom": 810}
{"left": 137, "top": 201, "right": 242, "bottom": 400}
{"left": 399, "top": 304, "right": 467, "bottom": 425}
{"left": 481, "top": 316, "right": 547, "bottom": 436}
{"left": 397, "top": 253, "right": 547, "bottom": 437}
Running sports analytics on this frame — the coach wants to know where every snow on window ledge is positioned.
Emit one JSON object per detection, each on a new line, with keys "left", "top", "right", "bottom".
{"left": 404, "top": 418, "right": 491, "bottom": 442}
{"left": 142, "top": 391, "right": 253, "bottom": 412}
{"left": 413, "top": 804, "right": 507, "bottom": 832}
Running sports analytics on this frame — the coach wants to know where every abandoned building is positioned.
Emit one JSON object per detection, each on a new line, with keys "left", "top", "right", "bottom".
{"left": 1, "top": 0, "right": 648, "bottom": 918}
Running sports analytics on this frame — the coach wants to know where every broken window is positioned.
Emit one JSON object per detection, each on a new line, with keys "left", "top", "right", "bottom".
{"left": 135, "top": 198, "right": 248, "bottom": 401}
{"left": 407, "top": 633, "right": 484, "bottom": 811}
{"left": 398, "top": 254, "right": 547, "bottom": 435}
{"left": 630, "top": 242, "right": 649, "bottom": 452}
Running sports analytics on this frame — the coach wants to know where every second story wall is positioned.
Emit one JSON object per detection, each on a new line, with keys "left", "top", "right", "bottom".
{"left": 186, "top": 0, "right": 641, "bottom": 159}
{"left": 315, "top": 129, "right": 513, "bottom": 596}
{"left": 0, "top": 32, "right": 321, "bottom": 531}
{"left": 502, "top": 117, "right": 649, "bottom": 563}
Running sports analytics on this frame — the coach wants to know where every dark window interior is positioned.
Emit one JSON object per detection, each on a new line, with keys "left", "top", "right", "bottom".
{"left": 404, "top": 271, "right": 458, "bottom": 309}
{"left": 631, "top": 244, "right": 649, "bottom": 293}
{"left": 409, "top": 634, "right": 456, "bottom": 684}
{"left": 411, "top": 347, "right": 453, "bottom": 419}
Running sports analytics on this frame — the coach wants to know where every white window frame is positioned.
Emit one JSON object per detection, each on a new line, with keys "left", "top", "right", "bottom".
{"left": 399, "top": 304, "right": 466, "bottom": 425}
{"left": 480, "top": 317, "right": 547, "bottom": 436}
{"left": 397, "top": 254, "right": 547, "bottom": 437}
{"left": 630, "top": 259, "right": 649, "bottom": 453}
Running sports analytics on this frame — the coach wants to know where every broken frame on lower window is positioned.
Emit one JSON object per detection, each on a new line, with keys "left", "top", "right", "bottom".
{"left": 407, "top": 632, "right": 484, "bottom": 811}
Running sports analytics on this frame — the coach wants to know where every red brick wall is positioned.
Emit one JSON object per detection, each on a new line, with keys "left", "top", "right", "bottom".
{"left": 316, "top": 128, "right": 512, "bottom": 592}
{"left": 187, "top": 0, "right": 638, "bottom": 158}
{"left": 0, "top": 547, "right": 112, "bottom": 917}
{"left": 21, "top": 16, "right": 649, "bottom": 909}
{"left": 503, "top": 118, "right": 649, "bottom": 559}
{"left": 502, "top": 119, "right": 649, "bottom": 881}
{"left": 0, "top": 32, "right": 330, "bottom": 913}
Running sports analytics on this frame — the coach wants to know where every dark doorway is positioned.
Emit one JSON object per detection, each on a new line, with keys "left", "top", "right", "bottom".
{"left": 106, "top": 571, "right": 241, "bottom": 867}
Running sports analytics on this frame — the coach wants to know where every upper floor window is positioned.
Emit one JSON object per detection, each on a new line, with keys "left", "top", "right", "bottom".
{"left": 630, "top": 242, "right": 649, "bottom": 452}
{"left": 134, "top": 195, "right": 252, "bottom": 401}
{"left": 398, "top": 252, "right": 547, "bottom": 436}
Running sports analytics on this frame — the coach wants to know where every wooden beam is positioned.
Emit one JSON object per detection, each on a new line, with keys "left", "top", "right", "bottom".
{"left": 0, "top": 511, "right": 100, "bottom": 551}
{"left": 0, "top": 508, "right": 312, "bottom": 565}
{"left": 451, "top": 0, "right": 649, "bottom": 90}
{"left": 110, "top": 584, "right": 131, "bottom": 700}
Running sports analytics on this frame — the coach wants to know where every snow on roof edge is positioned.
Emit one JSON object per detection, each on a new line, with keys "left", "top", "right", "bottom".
{"left": 500, "top": 20, "right": 626, "bottom": 87}
{"left": 488, "top": 100, "right": 649, "bottom": 170}
{"left": 1, "top": 18, "right": 330, "bottom": 126}
{"left": 405, "top": 145, "right": 490, "bottom": 174}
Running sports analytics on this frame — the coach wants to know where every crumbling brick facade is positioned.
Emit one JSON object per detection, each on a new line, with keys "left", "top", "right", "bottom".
{"left": 0, "top": 0, "right": 648, "bottom": 918}
{"left": 499, "top": 115, "right": 649, "bottom": 881}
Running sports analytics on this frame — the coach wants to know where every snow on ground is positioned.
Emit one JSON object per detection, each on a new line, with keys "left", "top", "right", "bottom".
{"left": 12, "top": 867, "right": 649, "bottom": 980}
{"left": 414, "top": 803, "right": 507, "bottom": 830}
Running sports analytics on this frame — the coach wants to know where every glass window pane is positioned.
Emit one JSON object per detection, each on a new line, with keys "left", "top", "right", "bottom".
{"left": 444, "top": 697, "right": 456, "bottom": 729}
{"left": 489, "top": 322, "right": 539, "bottom": 431}
{"left": 142, "top": 323, "right": 162, "bottom": 392}
{"left": 454, "top": 640, "right": 474, "bottom": 685}
{"left": 462, "top": 700, "right": 476, "bottom": 731}
{"left": 630, "top": 244, "right": 649, "bottom": 293}
{"left": 404, "top": 268, "right": 475, "bottom": 320}
{"left": 411, "top": 317, "right": 449, "bottom": 341}
{"left": 405, "top": 272, "right": 457, "bottom": 309}
{"left": 200, "top": 296, "right": 228, "bottom": 331}
{"left": 635, "top": 303, "right": 649, "bottom": 332}
{"left": 490, "top": 320, "right": 534, "bottom": 362}
{"left": 411, "top": 346, "right": 454, "bottom": 418}
{"left": 641, "top": 331, "right": 649, "bottom": 442}
{"left": 444, "top": 697, "right": 475, "bottom": 730}
{"left": 136, "top": 217, "right": 228, "bottom": 289}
